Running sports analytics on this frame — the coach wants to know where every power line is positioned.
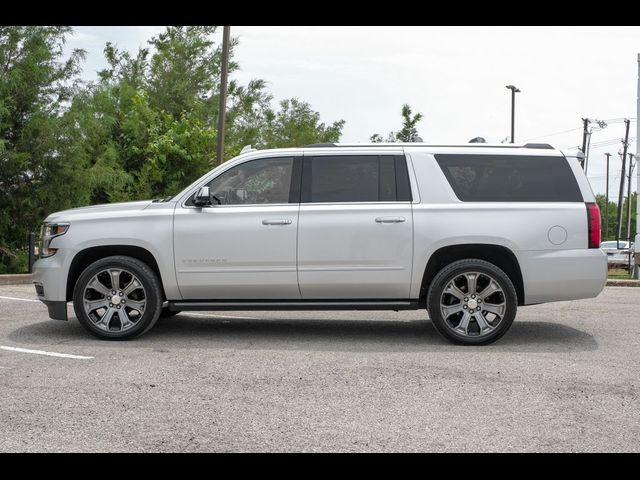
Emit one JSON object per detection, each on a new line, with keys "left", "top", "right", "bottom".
{"left": 569, "top": 137, "right": 637, "bottom": 150}
{"left": 522, "top": 127, "right": 582, "bottom": 142}
{"left": 523, "top": 118, "right": 637, "bottom": 143}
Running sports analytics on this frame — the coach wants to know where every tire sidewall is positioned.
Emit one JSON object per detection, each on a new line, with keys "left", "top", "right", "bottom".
{"left": 427, "top": 259, "right": 517, "bottom": 345}
{"left": 73, "top": 256, "right": 162, "bottom": 340}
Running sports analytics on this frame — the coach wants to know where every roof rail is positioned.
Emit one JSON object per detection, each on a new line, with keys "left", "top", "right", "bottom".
{"left": 303, "top": 143, "right": 337, "bottom": 148}
{"left": 299, "top": 142, "right": 556, "bottom": 149}
{"left": 522, "top": 143, "right": 554, "bottom": 149}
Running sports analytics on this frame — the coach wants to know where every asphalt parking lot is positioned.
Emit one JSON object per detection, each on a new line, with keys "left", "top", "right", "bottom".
{"left": 1, "top": 284, "right": 639, "bottom": 452}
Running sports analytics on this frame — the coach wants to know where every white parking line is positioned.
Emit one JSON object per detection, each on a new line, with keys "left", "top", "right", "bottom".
{"left": 0, "top": 295, "right": 40, "bottom": 303}
{"left": 0, "top": 346, "right": 93, "bottom": 360}
{"left": 188, "top": 312, "right": 258, "bottom": 320}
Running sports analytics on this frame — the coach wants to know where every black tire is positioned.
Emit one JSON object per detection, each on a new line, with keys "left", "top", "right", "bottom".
{"left": 426, "top": 259, "right": 517, "bottom": 346}
{"left": 72, "top": 255, "right": 163, "bottom": 340}
{"left": 159, "top": 308, "right": 180, "bottom": 319}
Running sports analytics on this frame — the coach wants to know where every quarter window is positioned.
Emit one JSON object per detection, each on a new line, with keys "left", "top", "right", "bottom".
{"left": 435, "top": 154, "right": 583, "bottom": 202}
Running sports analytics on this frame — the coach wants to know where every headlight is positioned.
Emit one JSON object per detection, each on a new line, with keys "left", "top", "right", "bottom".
{"left": 36, "top": 223, "right": 70, "bottom": 258}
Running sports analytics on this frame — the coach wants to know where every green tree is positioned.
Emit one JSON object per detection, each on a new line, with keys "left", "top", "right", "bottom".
{"left": 259, "top": 98, "right": 345, "bottom": 149}
{"left": 371, "top": 103, "right": 423, "bottom": 142}
{"left": 0, "top": 26, "right": 85, "bottom": 272}
{"left": 595, "top": 192, "right": 636, "bottom": 242}
{"left": 69, "top": 26, "right": 344, "bottom": 203}
{"left": 0, "top": 26, "right": 345, "bottom": 273}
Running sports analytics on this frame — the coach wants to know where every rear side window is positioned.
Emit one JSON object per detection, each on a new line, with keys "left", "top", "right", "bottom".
{"left": 302, "top": 155, "right": 411, "bottom": 203}
{"left": 435, "top": 154, "right": 583, "bottom": 202}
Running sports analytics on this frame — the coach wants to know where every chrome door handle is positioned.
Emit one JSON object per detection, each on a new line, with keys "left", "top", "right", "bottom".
{"left": 375, "top": 216, "right": 406, "bottom": 224}
{"left": 262, "top": 219, "right": 292, "bottom": 226}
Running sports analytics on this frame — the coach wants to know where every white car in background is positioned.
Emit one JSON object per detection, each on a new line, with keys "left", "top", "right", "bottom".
{"left": 601, "top": 241, "right": 635, "bottom": 268}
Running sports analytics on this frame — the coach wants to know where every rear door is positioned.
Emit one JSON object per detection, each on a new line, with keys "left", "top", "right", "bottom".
{"left": 297, "top": 151, "right": 414, "bottom": 299}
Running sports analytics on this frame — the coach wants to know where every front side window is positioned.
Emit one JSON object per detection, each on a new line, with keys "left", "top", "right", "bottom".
{"left": 199, "top": 157, "right": 294, "bottom": 206}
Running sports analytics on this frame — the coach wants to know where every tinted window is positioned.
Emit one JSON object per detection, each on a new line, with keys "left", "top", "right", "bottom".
{"left": 305, "top": 155, "right": 411, "bottom": 203}
{"left": 435, "top": 154, "right": 583, "bottom": 202}
{"left": 204, "top": 157, "right": 294, "bottom": 205}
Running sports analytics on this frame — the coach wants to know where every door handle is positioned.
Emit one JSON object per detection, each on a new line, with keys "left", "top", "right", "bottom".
{"left": 375, "top": 216, "right": 406, "bottom": 224}
{"left": 262, "top": 219, "right": 292, "bottom": 226}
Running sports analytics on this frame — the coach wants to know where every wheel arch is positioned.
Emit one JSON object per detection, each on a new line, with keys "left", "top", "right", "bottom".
{"left": 66, "top": 245, "right": 165, "bottom": 302}
{"left": 420, "top": 244, "right": 525, "bottom": 306}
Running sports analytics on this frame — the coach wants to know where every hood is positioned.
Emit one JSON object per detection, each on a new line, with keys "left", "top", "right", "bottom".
{"left": 45, "top": 200, "right": 154, "bottom": 223}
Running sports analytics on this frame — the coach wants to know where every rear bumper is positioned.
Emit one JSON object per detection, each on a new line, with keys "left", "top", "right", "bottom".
{"left": 519, "top": 248, "right": 607, "bottom": 305}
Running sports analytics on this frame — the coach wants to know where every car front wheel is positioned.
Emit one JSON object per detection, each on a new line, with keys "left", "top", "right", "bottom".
{"left": 427, "top": 259, "right": 517, "bottom": 345}
{"left": 72, "top": 255, "right": 163, "bottom": 340}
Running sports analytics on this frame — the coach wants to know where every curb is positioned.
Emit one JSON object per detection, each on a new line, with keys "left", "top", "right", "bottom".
{"left": 606, "top": 279, "right": 640, "bottom": 287}
{"left": 0, "top": 274, "right": 32, "bottom": 285}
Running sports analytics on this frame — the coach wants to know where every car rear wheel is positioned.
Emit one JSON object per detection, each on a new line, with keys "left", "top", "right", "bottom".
{"left": 427, "top": 259, "right": 517, "bottom": 345}
{"left": 72, "top": 256, "right": 163, "bottom": 340}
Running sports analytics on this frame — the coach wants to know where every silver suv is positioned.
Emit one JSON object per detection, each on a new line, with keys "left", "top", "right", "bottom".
{"left": 32, "top": 143, "right": 607, "bottom": 345}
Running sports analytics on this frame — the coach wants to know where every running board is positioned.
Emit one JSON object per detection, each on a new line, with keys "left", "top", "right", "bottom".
{"left": 168, "top": 300, "right": 420, "bottom": 312}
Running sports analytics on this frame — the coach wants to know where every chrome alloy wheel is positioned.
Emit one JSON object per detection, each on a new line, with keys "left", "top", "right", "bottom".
{"left": 439, "top": 271, "right": 507, "bottom": 338}
{"left": 82, "top": 268, "right": 147, "bottom": 333}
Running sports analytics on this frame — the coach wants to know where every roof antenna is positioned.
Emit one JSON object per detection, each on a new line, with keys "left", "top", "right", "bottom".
{"left": 469, "top": 137, "right": 487, "bottom": 143}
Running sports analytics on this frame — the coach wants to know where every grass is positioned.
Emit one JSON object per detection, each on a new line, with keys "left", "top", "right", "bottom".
{"left": 608, "top": 267, "right": 634, "bottom": 279}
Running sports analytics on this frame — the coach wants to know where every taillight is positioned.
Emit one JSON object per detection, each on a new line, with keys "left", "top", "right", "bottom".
{"left": 586, "top": 203, "right": 601, "bottom": 249}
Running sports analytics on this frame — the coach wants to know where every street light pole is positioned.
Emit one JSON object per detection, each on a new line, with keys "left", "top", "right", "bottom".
{"left": 216, "top": 26, "right": 231, "bottom": 165}
{"left": 506, "top": 85, "right": 520, "bottom": 143}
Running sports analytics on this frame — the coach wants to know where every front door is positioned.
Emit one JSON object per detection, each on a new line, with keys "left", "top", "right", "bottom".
{"left": 297, "top": 153, "right": 414, "bottom": 299}
{"left": 174, "top": 156, "right": 301, "bottom": 299}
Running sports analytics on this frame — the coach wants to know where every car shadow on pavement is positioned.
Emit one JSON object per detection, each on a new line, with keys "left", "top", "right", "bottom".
{"left": 8, "top": 314, "right": 598, "bottom": 353}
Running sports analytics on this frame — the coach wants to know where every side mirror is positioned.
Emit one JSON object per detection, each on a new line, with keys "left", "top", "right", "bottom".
{"left": 193, "top": 186, "right": 212, "bottom": 207}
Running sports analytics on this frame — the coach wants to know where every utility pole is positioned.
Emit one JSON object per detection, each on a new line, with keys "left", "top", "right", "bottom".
{"left": 605, "top": 152, "right": 611, "bottom": 241}
{"left": 616, "top": 119, "right": 631, "bottom": 247}
{"left": 627, "top": 153, "right": 636, "bottom": 275}
{"left": 635, "top": 53, "right": 640, "bottom": 278}
{"left": 584, "top": 129, "right": 593, "bottom": 174}
{"left": 580, "top": 118, "right": 590, "bottom": 168}
{"left": 506, "top": 85, "right": 520, "bottom": 143}
{"left": 216, "top": 26, "right": 231, "bottom": 165}
{"left": 627, "top": 153, "right": 635, "bottom": 242}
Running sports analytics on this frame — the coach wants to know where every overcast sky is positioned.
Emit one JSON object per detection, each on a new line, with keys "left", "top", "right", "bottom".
{"left": 68, "top": 26, "right": 640, "bottom": 197}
